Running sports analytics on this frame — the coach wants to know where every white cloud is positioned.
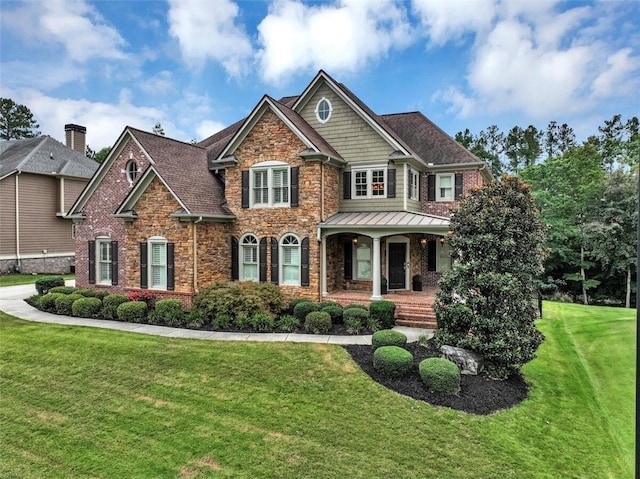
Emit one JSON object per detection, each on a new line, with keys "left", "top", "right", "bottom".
{"left": 591, "top": 48, "right": 640, "bottom": 98}
{"left": 257, "top": 0, "right": 414, "bottom": 84}
{"left": 1, "top": 0, "right": 126, "bottom": 63}
{"left": 195, "top": 120, "right": 226, "bottom": 141}
{"left": 167, "top": 0, "right": 253, "bottom": 77}
{"left": 139, "top": 71, "right": 175, "bottom": 95}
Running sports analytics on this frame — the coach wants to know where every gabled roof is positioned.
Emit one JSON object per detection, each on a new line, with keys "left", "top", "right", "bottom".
{"left": 210, "top": 95, "right": 344, "bottom": 168}
{"left": 0, "top": 136, "right": 98, "bottom": 181}
{"left": 68, "top": 127, "right": 233, "bottom": 220}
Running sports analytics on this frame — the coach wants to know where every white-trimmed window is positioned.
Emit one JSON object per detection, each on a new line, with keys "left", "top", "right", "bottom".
{"left": 251, "top": 162, "right": 290, "bottom": 207}
{"left": 149, "top": 237, "right": 167, "bottom": 289}
{"left": 280, "top": 234, "right": 300, "bottom": 285}
{"left": 97, "top": 238, "right": 112, "bottom": 284}
{"left": 126, "top": 160, "right": 138, "bottom": 183}
{"left": 241, "top": 234, "right": 259, "bottom": 282}
{"left": 437, "top": 173, "right": 454, "bottom": 201}
{"left": 354, "top": 236, "right": 372, "bottom": 280}
{"left": 409, "top": 169, "right": 419, "bottom": 200}
{"left": 315, "top": 97, "right": 332, "bottom": 123}
{"left": 353, "top": 168, "right": 386, "bottom": 198}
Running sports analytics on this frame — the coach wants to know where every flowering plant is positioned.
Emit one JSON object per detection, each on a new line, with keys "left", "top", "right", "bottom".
{"left": 126, "top": 290, "right": 155, "bottom": 303}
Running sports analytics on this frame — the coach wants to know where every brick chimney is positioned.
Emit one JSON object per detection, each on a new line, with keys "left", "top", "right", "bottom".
{"left": 64, "top": 124, "right": 86, "bottom": 154}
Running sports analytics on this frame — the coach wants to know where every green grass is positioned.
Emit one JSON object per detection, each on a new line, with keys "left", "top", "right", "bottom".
{"left": 0, "top": 302, "right": 634, "bottom": 478}
{"left": 0, "top": 274, "right": 74, "bottom": 287}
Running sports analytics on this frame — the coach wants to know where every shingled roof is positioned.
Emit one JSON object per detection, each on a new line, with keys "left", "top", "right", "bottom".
{"left": 0, "top": 136, "right": 98, "bottom": 180}
{"left": 128, "top": 128, "right": 233, "bottom": 218}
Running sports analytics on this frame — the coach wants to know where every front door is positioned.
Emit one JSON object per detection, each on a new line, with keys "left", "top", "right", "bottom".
{"left": 388, "top": 243, "right": 406, "bottom": 290}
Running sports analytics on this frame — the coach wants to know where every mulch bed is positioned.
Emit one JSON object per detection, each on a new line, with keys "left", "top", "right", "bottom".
{"left": 343, "top": 340, "right": 529, "bottom": 415}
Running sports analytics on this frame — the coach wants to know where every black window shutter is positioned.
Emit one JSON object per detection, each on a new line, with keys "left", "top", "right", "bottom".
{"left": 344, "top": 240, "right": 353, "bottom": 280}
{"left": 417, "top": 174, "right": 421, "bottom": 201}
{"left": 427, "top": 240, "right": 436, "bottom": 272}
{"left": 270, "top": 237, "right": 279, "bottom": 284}
{"left": 455, "top": 173, "right": 463, "bottom": 200}
{"left": 88, "top": 241, "right": 96, "bottom": 284}
{"left": 167, "top": 243, "right": 175, "bottom": 291}
{"left": 343, "top": 171, "right": 351, "bottom": 199}
{"left": 231, "top": 237, "right": 239, "bottom": 281}
{"left": 427, "top": 174, "right": 436, "bottom": 202}
{"left": 259, "top": 237, "right": 267, "bottom": 282}
{"left": 387, "top": 169, "right": 395, "bottom": 198}
{"left": 301, "top": 237, "right": 310, "bottom": 286}
{"left": 140, "top": 242, "right": 148, "bottom": 289}
{"left": 290, "top": 167, "right": 299, "bottom": 207}
{"left": 110, "top": 241, "right": 118, "bottom": 285}
{"left": 241, "top": 170, "right": 249, "bottom": 208}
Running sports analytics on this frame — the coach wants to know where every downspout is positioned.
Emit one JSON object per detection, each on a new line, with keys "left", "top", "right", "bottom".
{"left": 59, "top": 177, "right": 65, "bottom": 214}
{"left": 193, "top": 217, "right": 203, "bottom": 293}
{"left": 15, "top": 171, "right": 21, "bottom": 271}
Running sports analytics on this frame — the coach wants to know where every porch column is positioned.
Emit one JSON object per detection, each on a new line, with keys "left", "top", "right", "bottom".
{"left": 321, "top": 235, "right": 328, "bottom": 297}
{"left": 371, "top": 236, "right": 382, "bottom": 300}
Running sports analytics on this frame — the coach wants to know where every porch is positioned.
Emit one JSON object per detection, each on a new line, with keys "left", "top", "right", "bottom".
{"left": 326, "top": 286, "right": 438, "bottom": 329}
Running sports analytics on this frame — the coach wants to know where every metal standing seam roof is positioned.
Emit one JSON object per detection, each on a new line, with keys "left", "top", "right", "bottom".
{"left": 319, "top": 211, "right": 450, "bottom": 228}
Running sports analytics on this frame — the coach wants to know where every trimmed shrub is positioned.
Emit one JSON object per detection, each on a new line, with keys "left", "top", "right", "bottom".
{"left": 277, "top": 314, "right": 300, "bottom": 332}
{"left": 35, "top": 276, "right": 65, "bottom": 295}
{"left": 293, "top": 301, "right": 321, "bottom": 321}
{"left": 102, "top": 294, "right": 129, "bottom": 320}
{"left": 318, "top": 300, "right": 341, "bottom": 310}
{"left": 49, "top": 286, "right": 77, "bottom": 295}
{"left": 55, "top": 293, "right": 83, "bottom": 316}
{"left": 369, "top": 300, "right": 396, "bottom": 329}
{"left": 76, "top": 288, "right": 101, "bottom": 298}
{"left": 26, "top": 294, "right": 42, "bottom": 309}
{"left": 116, "top": 301, "right": 148, "bottom": 323}
{"left": 373, "top": 346, "right": 414, "bottom": 377}
{"left": 343, "top": 307, "right": 368, "bottom": 334}
{"left": 321, "top": 304, "right": 343, "bottom": 324}
{"left": 40, "top": 292, "right": 65, "bottom": 312}
{"left": 190, "top": 282, "right": 271, "bottom": 325}
{"left": 288, "top": 297, "right": 311, "bottom": 314}
{"left": 344, "top": 303, "right": 368, "bottom": 311}
{"left": 371, "top": 329, "right": 407, "bottom": 351}
{"left": 252, "top": 283, "right": 285, "bottom": 315}
{"left": 149, "top": 299, "right": 185, "bottom": 327}
{"left": 250, "top": 312, "right": 276, "bottom": 332}
{"left": 72, "top": 297, "right": 102, "bottom": 318}
{"left": 419, "top": 358, "right": 461, "bottom": 395}
{"left": 304, "top": 311, "right": 332, "bottom": 334}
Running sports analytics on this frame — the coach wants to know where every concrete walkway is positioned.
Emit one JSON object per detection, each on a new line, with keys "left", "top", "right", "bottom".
{"left": 0, "top": 282, "right": 434, "bottom": 345}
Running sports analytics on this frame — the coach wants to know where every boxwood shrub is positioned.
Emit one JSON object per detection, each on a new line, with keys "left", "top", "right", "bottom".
{"left": 72, "top": 297, "right": 103, "bottom": 318}
{"left": 373, "top": 346, "right": 414, "bottom": 377}
{"left": 35, "top": 276, "right": 65, "bottom": 295}
{"left": 293, "top": 301, "right": 321, "bottom": 321}
{"left": 343, "top": 303, "right": 368, "bottom": 311}
{"left": 343, "top": 307, "right": 369, "bottom": 334}
{"left": 116, "top": 301, "right": 148, "bottom": 323}
{"left": 371, "top": 329, "right": 407, "bottom": 351}
{"left": 76, "top": 288, "right": 101, "bottom": 298}
{"left": 321, "top": 304, "right": 343, "bottom": 324}
{"left": 40, "top": 292, "right": 65, "bottom": 312}
{"left": 49, "top": 286, "right": 77, "bottom": 295}
{"left": 102, "top": 294, "right": 129, "bottom": 320}
{"left": 304, "top": 311, "right": 332, "bottom": 334}
{"left": 369, "top": 300, "right": 396, "bottom": 329}
{"left": 55, "top": 293, "right": 83, "bottom": 316}
{"left": 419, "top": 357, "right": 461, "bottom": 395}
{"left": 287, "top": 297, "right": 311, "bottom": 314}
{"left": 149, "top": 299, "right": 185, "bottom": 327}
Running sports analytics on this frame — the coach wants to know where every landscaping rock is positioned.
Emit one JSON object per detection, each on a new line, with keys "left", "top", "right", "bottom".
{"left": 440, "top": 345, "right": 484, "bottom": 375}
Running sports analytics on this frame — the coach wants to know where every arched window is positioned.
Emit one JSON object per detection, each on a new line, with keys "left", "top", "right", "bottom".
{"left": 240, "top": 234, "right": 259, "bottom": 282}
{"left": 280, "top": 234, "right": 300, "bottom": 285}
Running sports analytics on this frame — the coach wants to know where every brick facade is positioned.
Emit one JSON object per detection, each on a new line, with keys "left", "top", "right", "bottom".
{"left": 421, "top": 169, "right": 484, "bottom": 217}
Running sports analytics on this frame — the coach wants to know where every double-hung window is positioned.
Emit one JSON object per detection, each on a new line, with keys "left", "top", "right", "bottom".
{"left": 149, "top": 238, "right": 167, "bottom": 289}
{"left": 280, "top": 234, "right": 300, "bottom": 285}
{"left": 355, "top": 237, "right": 372, "bottom": 280}
{"left": 241, "top": 235, "right": 259, "bottom": 282}
{"left": 437, "top": 173, "right": 454, "bottom": 201}
{"left": 409, "top": 169, "right": 419, "bottom": 200}
{"left": 97, "top": 239, "right": 112, "bottom": 284}
{"left": 251, "top": 162, "right": 290, "bottom": 207}
{"left": 353, "top": 168, "right": 386, "bottom": 198}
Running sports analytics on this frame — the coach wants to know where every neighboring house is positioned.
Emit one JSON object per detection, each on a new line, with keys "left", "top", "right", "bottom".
{"left": 68, "top": 71, "right": 491, "bottom": 311}
{"left": 0, "top": 125, "right": 98, "bottom": 274}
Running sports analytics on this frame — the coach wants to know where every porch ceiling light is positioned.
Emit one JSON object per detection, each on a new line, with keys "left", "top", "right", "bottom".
{"left": 352, "top": 237, "right": 358, "bottom": 245}
{"left": 439, "top": 237, "right": 446, "bottom": 246}
{"left": 420, "top": 237, "right": 427, "bottom": 249}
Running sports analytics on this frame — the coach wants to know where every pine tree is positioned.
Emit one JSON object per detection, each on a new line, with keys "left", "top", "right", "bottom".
{"left": 0, "top": 98, "right": 40, "bottom": 140}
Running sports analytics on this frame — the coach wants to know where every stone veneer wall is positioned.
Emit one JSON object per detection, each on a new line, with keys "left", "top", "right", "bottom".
{"left": 74, "top": 139, "right": 151, "bottom": 293}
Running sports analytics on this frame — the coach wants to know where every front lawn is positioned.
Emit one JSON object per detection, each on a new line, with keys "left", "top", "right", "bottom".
{"left": 0, "top": 302, "right": 634, "bottom": 478}
{"left": 0, "top": 273, "right": 74, "bottom": 287}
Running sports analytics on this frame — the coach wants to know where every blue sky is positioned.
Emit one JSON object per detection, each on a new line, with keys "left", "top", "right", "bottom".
{"left": 1, "top": 0, "right": 638, "bottom": 151}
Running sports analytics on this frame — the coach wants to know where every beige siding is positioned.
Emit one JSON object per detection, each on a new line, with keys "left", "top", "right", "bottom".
{"left": 0, "top": 175, "right": 17, "bottom": 255}
{"left": 298, "top": 83, "right": 406, "bottom": 211}
{"left": 63, "top": 178, "right": 88, "bottom": 212}
{"left": 18, "top": 173, "right": 74, "bottom": 255}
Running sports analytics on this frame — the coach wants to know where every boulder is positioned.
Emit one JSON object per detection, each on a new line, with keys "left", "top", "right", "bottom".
{"left": 440, "top": 345, "right": 484, "bottom": 375}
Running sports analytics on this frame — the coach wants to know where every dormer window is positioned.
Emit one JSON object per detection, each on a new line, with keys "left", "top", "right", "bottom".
{"left": 315, "top": 97, "right": 332, "bottom": 124}
{"left": 126, "top": 161, "right": 138, "bottom": 183}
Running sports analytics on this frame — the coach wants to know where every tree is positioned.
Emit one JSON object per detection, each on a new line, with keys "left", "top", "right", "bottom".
{"left": 582, "top": 170, "right": 637, "bottom": 307}
{"left": 598, "top": 114, "right": 625, "bottom": 172}
{"left": 504, "top": 125, "right": 542, "bottom": 173}
{"left": 455, "top": 127, "right": 503, "bottom": 177}
{"left": 434, "top": 175, "right": 547, "bottom": 379}
{"left": 94, "top": 147, "right": 111, "bottom": 164}
{"left": 0, "top": 98, "right": 40, "bottom": 140}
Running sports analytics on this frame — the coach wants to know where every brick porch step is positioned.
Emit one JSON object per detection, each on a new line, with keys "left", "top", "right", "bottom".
{"left": 395, "top": 318, "right": 437, "bottom": 329}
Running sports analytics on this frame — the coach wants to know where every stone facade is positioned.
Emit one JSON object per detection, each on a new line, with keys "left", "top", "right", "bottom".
{"left": 0, "top": 256, "right": 74, "bottom": 275}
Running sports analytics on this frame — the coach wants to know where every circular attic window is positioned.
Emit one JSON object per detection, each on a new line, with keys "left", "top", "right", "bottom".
{"left": 315, "top": 97, "right": 332, "bottom": 124}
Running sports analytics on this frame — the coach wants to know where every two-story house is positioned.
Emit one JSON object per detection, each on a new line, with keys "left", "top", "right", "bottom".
{"left": 68, "top": 71, "right": 491, "bottom": 323}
